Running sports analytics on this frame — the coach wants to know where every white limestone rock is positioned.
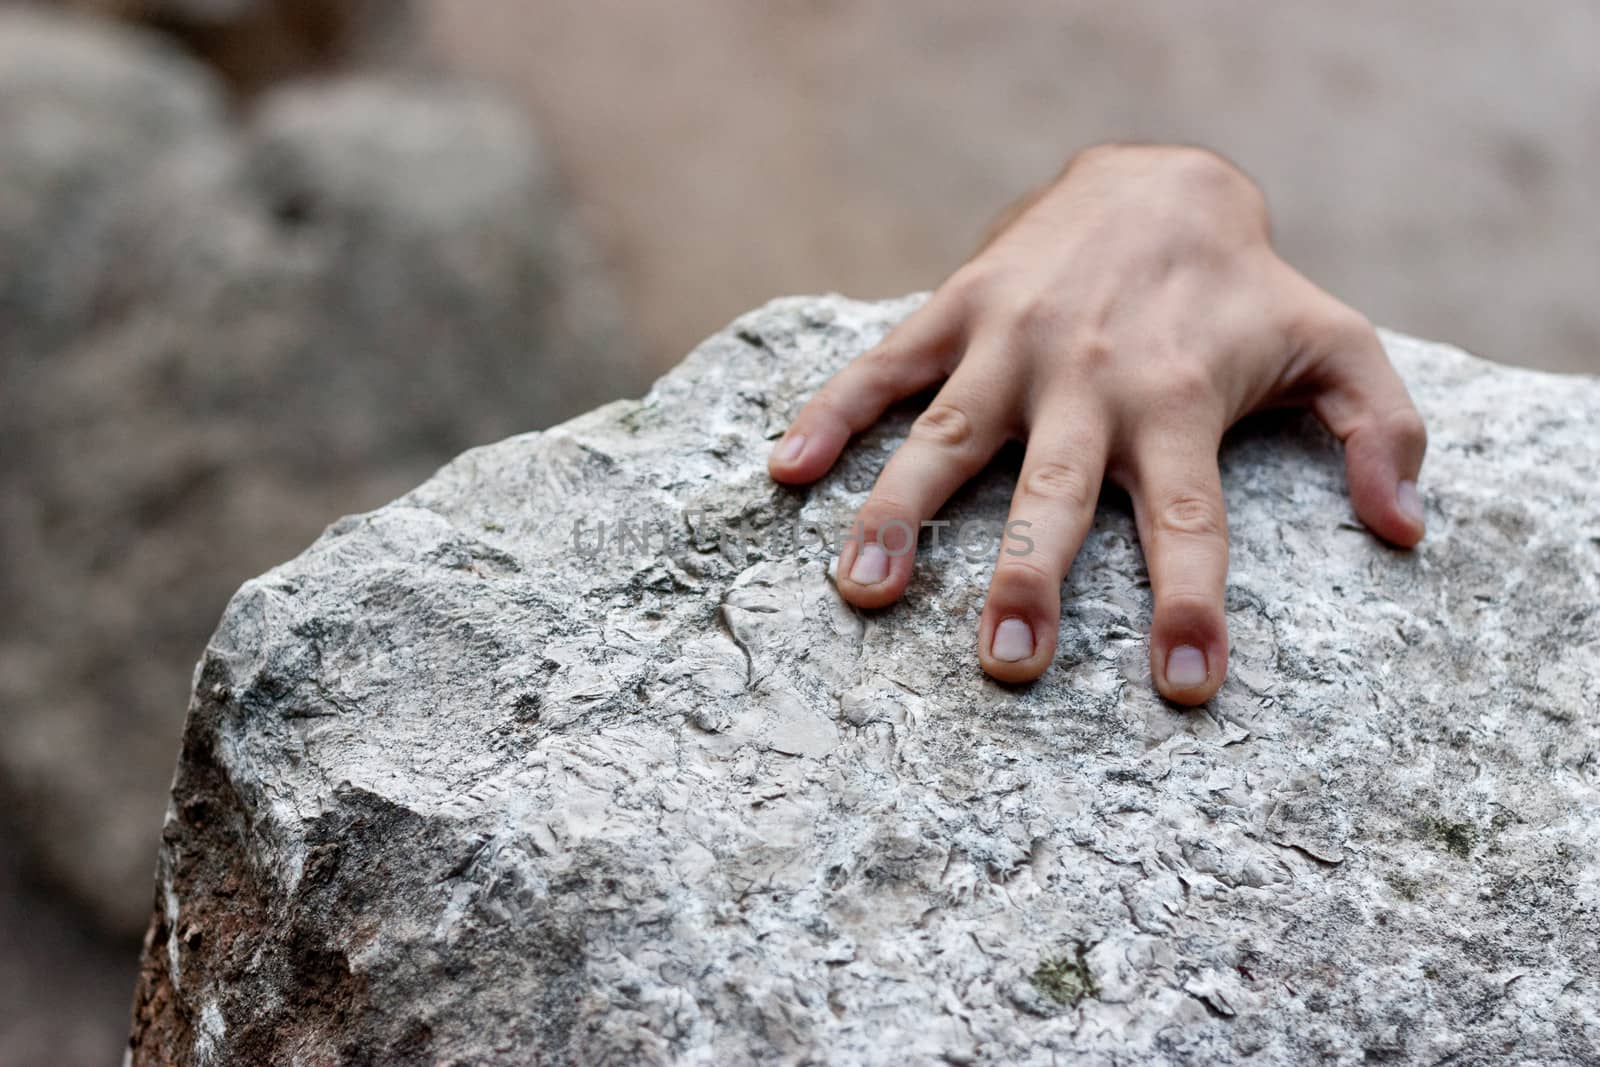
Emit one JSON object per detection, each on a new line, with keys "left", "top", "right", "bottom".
{"left": 132, "top": 295, "right": 1600, "bottom": 1064}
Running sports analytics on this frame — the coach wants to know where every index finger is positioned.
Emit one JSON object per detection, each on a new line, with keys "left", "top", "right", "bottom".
{"left": 769, "top": 292, "right": 964, "bottom": 484}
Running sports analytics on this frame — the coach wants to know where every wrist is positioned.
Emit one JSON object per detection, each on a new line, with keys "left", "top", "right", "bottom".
{"left": 1053, "top": 142, "right": 1269, "bottom": 237}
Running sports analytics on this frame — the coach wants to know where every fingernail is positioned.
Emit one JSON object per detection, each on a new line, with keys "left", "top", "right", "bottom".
{"left": 1165, "top": 645, "right": 1207, "bottom": 688}
{"left": 848, "top": 542, "right": 889, "bottom": 585}
{"left": 1397, "top": 479, "right": 1424, "bottom": 529}
{"left": 992, "top": 617, "right": 1035, "bottom": 662}
{"left": 774, "top": 433, "right": 807, "bottom": 464}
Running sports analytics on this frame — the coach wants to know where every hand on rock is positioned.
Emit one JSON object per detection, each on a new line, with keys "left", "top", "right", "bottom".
{"left": 768, "top": 144, "right": 1427, "bottom": 704}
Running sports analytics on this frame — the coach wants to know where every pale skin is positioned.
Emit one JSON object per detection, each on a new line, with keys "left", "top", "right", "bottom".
{"left": 768, "top": 144, "right": 1427, "bottom": 705}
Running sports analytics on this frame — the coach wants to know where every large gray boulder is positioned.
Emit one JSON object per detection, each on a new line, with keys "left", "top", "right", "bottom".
{"left": 131, "top": 295, "right": 1600, "bottom": 1064}
{"left": 0, "top": 9, "right": 639, "bottom": 936}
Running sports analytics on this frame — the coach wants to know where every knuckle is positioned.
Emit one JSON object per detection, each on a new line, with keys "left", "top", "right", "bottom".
{"left": 1021, "top": 461, "right": 1096, "bottom": 511}
{"left": 1388, "top": 406, "right": 1428, "bottom": 451}
{"left": 1333, "top": 311, "right": 1378, "bottom": 353}
{"left": 868, "top": 516, "right": 919, "bottom": 552}
{"left": 1310, "top": 304, "right": 1378, "bottom": 353}
{"left": 858, "top": 494, "right": 915, "bottom": 528}
{"left": 1151, "top": 362, "right": 1216, "bottom": 409}
{"left": 991, "top": 555, "right": 1055, "bottom": 592}
{"left": 909, "top": 402, "right": 975, "bottom": 449}
{"left": 814, "top": 366, "right": 860, "bottom": 405}
{"left": 1335, "top": 306, "right": 1378, "bottom": 340}
{"left": 1153, "top": 491, "right": 1227, "bottom": 541}
{"left": 800, "top": 390, "right": 845, "bottom": 428}
{"left": 943, "top": 262, "right": 997, "bottom": 305}
{"left": 852, "top": 344, "right": 910, "bottom": 391}
{"left": 1190, "top": 151, "right": 1261, "bottom": 202}
{"left": 1164, "top": 148, "right": 1266, "bottom": 216}
{"left": 1003, "top": 292, "right": 1069, "bottom": 342}
{"left": 1157, "top": 144, "right": 1238, "bottom": 180}
{"left": 1070, "top": 333, "right": 1115, "bottom": 375}
{"left": 1155, "top": 588, "right": 1222, "bottom": 623}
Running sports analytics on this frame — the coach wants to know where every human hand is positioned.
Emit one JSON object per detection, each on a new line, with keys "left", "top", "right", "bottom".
{"left": 768, "top": 144, "right": 1426, "bottom": 704}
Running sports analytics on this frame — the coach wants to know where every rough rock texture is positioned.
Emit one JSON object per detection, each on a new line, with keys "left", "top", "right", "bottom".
{"left": 133, "top": 295, "right": 1600, "bottom": 1064}
{"left": 0, "top": 8, "right": 640, "bottom": 936}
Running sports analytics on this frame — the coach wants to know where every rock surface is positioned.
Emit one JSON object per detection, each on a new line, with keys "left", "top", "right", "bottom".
{"left": 0, "top": 8, "right": 640, "bottom": 936}
{"left": 132, "top": 295, "right": 1600, "bottom": 1064}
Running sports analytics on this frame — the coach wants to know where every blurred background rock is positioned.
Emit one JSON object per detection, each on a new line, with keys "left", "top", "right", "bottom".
{"left": 0, "top": 3, "right": 641, "bottom": 1061}
{"left": 0, "top": 1, "right": 1595, "bottom": 1061}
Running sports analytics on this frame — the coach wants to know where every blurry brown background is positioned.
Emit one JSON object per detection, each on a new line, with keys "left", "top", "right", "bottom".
{"left": 1, "top": 1, "right": 1596, "bottom": 1062}
{"left": 427, "top": 0, "right": 1600, "bottom": 376}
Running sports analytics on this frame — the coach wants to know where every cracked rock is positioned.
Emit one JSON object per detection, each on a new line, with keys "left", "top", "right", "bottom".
{"left": 131, "top": 295, "right": 1600, "bottom": 1064}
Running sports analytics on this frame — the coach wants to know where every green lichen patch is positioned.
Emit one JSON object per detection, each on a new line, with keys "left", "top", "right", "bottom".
{"left": 1031, "top": 947, "right": 1097, "bottom": 1007}
{"left": 1424, "top": 816, "right": 1479, "bottom": 858}
{"left": 1384, "top": 872, "right": 1421, "bottom": 901}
